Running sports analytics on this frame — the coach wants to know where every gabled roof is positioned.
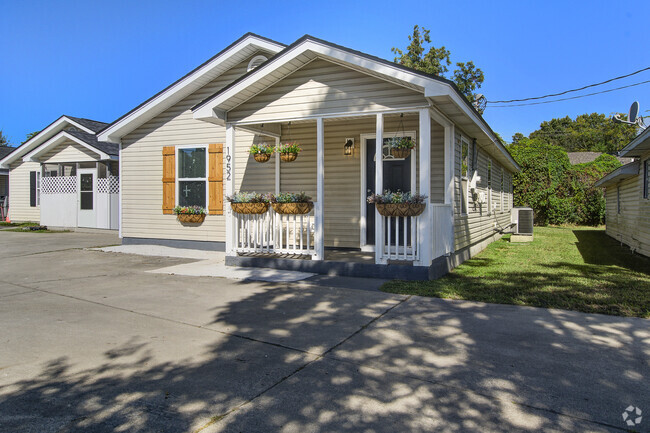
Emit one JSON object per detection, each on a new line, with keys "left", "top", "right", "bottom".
{"left": 191, "top": 35, "right": 519, "bottom": 172}
{"left": 23, "top": 129, "right": 117, "bottom": 163}
{"left": 0, "top": 115, "right": 109, "bottom": 169}
{"left": 0, "top": 146, "right": 15, "bottom": 160}
{"left": 66, "top": 116, "right": 108, "bottom": 133}
{"left": 97, "top": 33, "right": 286, "bottom": 143}
{"left": 618, "top": 126, "right": 650, "bottom": 157}
{"left": 567, "top": 151, "right": 634, "bottom": 166}
{"left": 595, "top": 161, "right": 640, "bottom": 188}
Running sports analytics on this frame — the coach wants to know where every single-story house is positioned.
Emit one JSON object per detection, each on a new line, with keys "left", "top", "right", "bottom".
{"left": 0, "top": 116, "right": 119, "bottom": 229}
{"left": 595, "top": 127, "right": 650, "bottom": 257}
{"left": 0, "top": 146, "right": 14, "bottom": 220}
{"left": 96, "top": 33, "right": 519, "bottom": 279}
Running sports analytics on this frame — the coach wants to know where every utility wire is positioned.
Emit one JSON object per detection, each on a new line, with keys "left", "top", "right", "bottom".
{"left": 487, "top": 79, "right": 650, "bottom": 108}
{"left": 488, "top": 66, "right": 650, "bottom": 104}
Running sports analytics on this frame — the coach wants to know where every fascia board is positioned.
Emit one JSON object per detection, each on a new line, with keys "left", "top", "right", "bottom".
{"left": 22, "top": 131, "right": 108, "bottom": 162}
{"left": 98, "top": 36, "right": 284, "bottom": 143}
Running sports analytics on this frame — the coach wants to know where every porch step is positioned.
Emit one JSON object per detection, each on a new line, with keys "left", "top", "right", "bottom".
{"left": 225, "top": 255, "right": 433, "bottom": 281}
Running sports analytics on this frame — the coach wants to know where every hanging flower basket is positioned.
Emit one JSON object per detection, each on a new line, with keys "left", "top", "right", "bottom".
{"left": 253, "top": 153, "right": 271, "bottom": 163}
{"left": 390, "top": 148, "right": 411, "bottom": 159}
{"left": 177, "top": 213, "right": 206, "bottom": 223}
{"left": 375, "top": 203, "right": 425, "bottom": 217}
{"left": 280, "top": 152, "right": 298, "bottom": 162}
{"left": 271, "top": 202, "right": 314, "bottom": 215}
{"left": 230, "top": 202, "right": 270, "bottom": 214}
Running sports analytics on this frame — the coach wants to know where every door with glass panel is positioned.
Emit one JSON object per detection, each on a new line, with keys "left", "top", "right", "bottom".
{"left": 77, "top": 168, "right": 97, "bottom": 228}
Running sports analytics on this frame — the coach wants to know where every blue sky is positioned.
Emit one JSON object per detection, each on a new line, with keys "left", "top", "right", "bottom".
{"left": 1, "top": 0, "right": 649, "bottom": 145}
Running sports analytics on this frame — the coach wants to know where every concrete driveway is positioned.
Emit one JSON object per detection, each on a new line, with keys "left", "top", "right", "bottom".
{"left": 0, "top": 231, "right": 647, "bottom": 433}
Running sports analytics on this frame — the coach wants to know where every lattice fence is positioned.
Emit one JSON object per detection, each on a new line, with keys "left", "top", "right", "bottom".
{"left": 98, "top": 176, "right": 119, "bottom": 194}
{"left": 41, "top": 176, "right": 76, "bottom": 194}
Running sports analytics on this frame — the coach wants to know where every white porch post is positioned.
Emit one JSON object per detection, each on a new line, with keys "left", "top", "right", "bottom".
{"left": 225, "top": 124, "right": 236, "bottom": 256}
{"left": 417, "top": 108, "right": 432, "bottom": 266}
{"left": 274, "top": 136, "right": 281, "bottom": 194}
{"left": 375, "top": 113, "right": 386, "bottom": 264}
{"left": 314, "top": 117, "right": 325, "bottom": 260}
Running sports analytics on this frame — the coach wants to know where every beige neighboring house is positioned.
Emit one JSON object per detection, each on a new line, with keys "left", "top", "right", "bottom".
{"left": 0, "top": 116, "right": 119, "bottom": 229}
{"left": 97, "top": 33, "right": 519, "bottom": 279}
{"left": 0, "top": 146, "right": 14, "bottom": 220}
{"left": 595, "top": 127, "right": 650, "bottom": 257}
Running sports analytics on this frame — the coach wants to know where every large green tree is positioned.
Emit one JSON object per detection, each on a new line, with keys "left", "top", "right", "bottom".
{"left": 22, "top": 131, "right": 40, "bottom": 144}
{"left": 392, "top": 25, "right": 485, "bottom": 110}
{"left": 527, "top": 113, "right": 637, "bottom": 153}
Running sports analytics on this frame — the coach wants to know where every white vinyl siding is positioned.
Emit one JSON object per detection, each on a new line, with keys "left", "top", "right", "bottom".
{"left": 8, "top": 160, "right": 41, "bottom": 222}
{"left": 604, "top": 150, "right": 650, "bottom": 257}
{"left": 228, "top": 59, "right": 428, "bottom": 123}
{"left": 39, "top": 140, "right": 100, "bottom": 163}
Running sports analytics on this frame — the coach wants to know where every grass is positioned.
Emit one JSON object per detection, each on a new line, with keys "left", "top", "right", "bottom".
{"left": 4, "top": 228, "right": 69, "bottom": 233}
{"left": 382, "top": 226, "right": 650, "bottom": 318}
{"left": 0, "top": 221, "right": 40, "bottom": 227}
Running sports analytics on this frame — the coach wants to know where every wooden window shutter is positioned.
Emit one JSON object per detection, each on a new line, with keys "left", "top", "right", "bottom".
{"left": 162, "top": 146, "right": 175, "bottom": 214}
{"left": 208, "top": 143, "right": 224, "bottom": 215}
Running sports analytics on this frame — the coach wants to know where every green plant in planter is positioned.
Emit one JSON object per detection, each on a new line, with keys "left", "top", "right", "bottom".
{"left": 173, "top": 205, "right": 207, "bottom": 215}
{"left": 249, "top": 143, "right": 275, "bottom": 155}
{"left": 277, "top": 142, "right": 302, "bottom": 154}
{"left": 367, "top": 190, "right": 427, "bottom": 204}
{"left": 387, "top": 137, "right": 416, "bottom": 149}
{"left": 226, "top": 192, "right": 271, "bottom": 203}
{"left": 270, "top": 192, "right": 312, "bottom": 203}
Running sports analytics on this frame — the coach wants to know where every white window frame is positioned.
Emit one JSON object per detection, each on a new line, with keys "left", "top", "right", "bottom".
{"left": 460, "top": 136, "right": 470, "bottom": 216}
{"left": 175, "top": 145, "right": 209, "bottom": 208}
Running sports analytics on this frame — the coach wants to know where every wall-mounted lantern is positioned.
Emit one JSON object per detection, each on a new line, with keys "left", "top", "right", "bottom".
{"left": 344, "top": 138, "right": 354, "bottom": 156}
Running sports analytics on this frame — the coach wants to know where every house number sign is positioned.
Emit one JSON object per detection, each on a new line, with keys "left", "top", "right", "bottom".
{"left": 225, "top": 148, "right": 232, "bottom": 181}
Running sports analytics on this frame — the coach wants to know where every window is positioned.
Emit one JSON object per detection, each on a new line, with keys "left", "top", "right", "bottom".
{"left": 29, "top": 171, "right": 41, "bottom": 207}
{"left": 487, "top": 158, "right": 492, "bottom": 214}
{"left": 617, "top": 186, "right": 621, "bottom": 214}
{"left": 177, "top": 146, "right": 207, "bottom": 207}
{"left": 643, "top": 159, "right": 650, "bottom": 198}
{"left": 500, "top": 168, "right": 505, "bottom": 212}
{"left": 460, "top": 138, "right": 469, "bottom": 215}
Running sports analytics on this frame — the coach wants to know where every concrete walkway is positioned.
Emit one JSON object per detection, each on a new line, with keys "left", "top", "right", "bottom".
{"left": 0, "top": 230, "right": 647, "bottom": 433}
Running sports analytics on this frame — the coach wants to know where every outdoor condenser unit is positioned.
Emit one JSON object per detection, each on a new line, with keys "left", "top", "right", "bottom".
{"left": 511, "top": 207, "right": 534, "bottom": 235}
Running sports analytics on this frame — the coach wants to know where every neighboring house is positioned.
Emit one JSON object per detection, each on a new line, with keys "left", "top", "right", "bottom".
{"left": 595, "top": 128, "right": 650, "bottom": 257}
{"left": 567, "top": 151, "right": 633, "bottom": 166}
{"left": 0, "top": 146, "right": 14, "bottom": 220}
{"left": 97, "top": 33, "right": 519, "bottom": 279}
{"left": 0, "top": 116, "right": 119, "bottom": 229}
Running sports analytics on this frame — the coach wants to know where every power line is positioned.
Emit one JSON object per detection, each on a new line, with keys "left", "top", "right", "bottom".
{"left": 488, "top": 66, "right": 650, "bottom": 104}
{"left": 486, "top": 79, "right": 650, "bottom": 108}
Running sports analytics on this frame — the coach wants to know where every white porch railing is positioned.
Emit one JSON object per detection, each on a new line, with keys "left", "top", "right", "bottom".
{"left": 233, "top": 204, "right": 316, "bottom": 256}
{"left": 379, "top": 214, "right": 420, "bottom": 262}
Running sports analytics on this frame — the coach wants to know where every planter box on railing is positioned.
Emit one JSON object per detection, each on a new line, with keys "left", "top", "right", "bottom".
{"left": 375, "top": 203, "right": 425, "bottom": 217}
{"left": 271, "top": 202, "right": 314, "bottom": 215}
{"left": 231, "top": 203, "right": 270, "bottom": 214}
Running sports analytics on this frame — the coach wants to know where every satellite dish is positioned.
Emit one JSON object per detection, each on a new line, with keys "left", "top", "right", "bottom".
{"left": 629, "top": 101, "right": 639, "bottom": 123}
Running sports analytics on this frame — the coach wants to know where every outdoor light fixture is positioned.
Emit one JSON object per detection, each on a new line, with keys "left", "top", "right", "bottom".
{"left": 344, "top": 138, "right": 354, "bottom": 156}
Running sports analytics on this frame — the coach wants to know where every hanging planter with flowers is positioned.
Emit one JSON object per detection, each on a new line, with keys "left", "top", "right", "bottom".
{"left": 367, "top": 190, "right": 427, "bottom": 217}
{"left": 270, "top": 192, "right": 313, "bottom": 214}
{"left": 250, "top": 143, "right": 275, "bottom": 163}
{"left": 277, "top": 142, "right": 301, "bottom": 162}
{"left": 226, "top": 192, "right": 271, "bottom": 214}
{"left": 389, "top": 137, "right": 416, "bottom": 159}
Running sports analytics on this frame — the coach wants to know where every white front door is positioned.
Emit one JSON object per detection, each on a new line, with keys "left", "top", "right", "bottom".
{"left": 77, "top": 168, "right": 97, "bottom": 228}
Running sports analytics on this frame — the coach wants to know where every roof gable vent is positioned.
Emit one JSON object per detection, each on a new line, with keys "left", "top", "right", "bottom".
{"left": 247, "top": 55, "right": 268, "bottom": 72}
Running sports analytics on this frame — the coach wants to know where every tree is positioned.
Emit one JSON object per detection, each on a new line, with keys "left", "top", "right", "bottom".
{"left": 0, "top": 130, "right": 8, "bottom": 147}
{"left": 22, "top": 131, "right": 40, "bottom": 144}
{"left": 528, "top": 113, "right": 637, "bottom": 153}
{"left": 392, "top": 25, "right": 485, "bottom": 110}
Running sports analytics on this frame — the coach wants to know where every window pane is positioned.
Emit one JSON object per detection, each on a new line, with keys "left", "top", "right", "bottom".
{"left": 179, "top": 181, "right": 206, "bottom": 207}
{"left": 179, "top": 148, "right": 206, "bottom": 178}
{"left": 80, "top": 174, "right": 93, "bottom": 192}
{"left": 81, "top": 192, "right": 93, "bottom": 209}
{"left": 461, "top": 143, "right": 468, "bottom": 177}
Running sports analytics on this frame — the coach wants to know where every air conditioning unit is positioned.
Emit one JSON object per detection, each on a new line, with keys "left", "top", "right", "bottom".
{"left": 511, "top": 207, "right": 534, "bottom": 235}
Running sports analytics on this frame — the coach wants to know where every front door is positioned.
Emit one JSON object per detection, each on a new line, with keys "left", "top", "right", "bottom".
{"left": 366, "top": 138, "right": 411, "bottom": 245}
{"left": 77, "top": 168, "right": 96, "bottom": 228}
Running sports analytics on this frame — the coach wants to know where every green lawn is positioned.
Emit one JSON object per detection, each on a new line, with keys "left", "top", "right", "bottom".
{"left": 382, "top": 226, "right": 650, "bottom": 318}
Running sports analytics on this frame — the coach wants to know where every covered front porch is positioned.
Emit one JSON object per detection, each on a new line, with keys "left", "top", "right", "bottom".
{"left": 223, "top": 109, "right": 455, "bottom": 271}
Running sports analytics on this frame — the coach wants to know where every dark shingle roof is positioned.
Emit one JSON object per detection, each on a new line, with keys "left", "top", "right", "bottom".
{"left": 0, "top": 146, "right": 16, "bottom": 159}
{"left": 66, "top": 116, "right": 109, "bottom": 133}
{"left": 65, "top": 129, "right": 118, "bottom": 156}
{"left": 567, "top": 152, "right": 634, "bottom": 165}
